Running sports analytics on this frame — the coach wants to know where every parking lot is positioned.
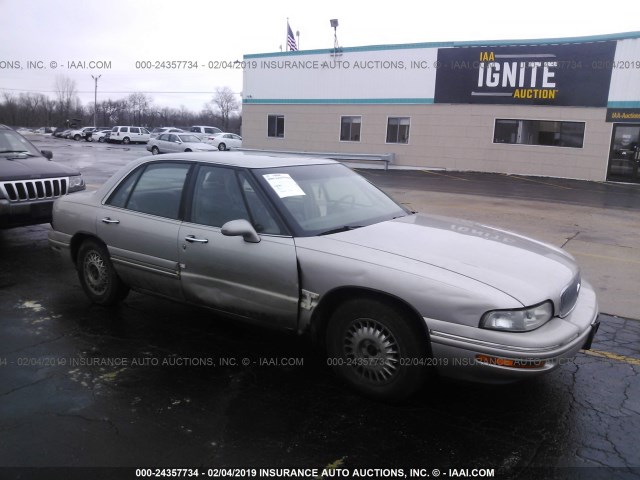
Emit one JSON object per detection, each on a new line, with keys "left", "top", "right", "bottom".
{"left": 1, "top": 136, "right": 639, "bottom": 480}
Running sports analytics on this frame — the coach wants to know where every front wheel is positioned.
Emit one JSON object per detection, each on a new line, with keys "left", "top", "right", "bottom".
{"left": 77, "top": 240, "right": 129, "bottom": 305}
{"left": 218, "top": 143, "right": 226, "bottom": 151}
{"left": 98, "top": 137, "right": 106, "bottom": 143}
{"left": 326, "top": 298, "right": 429, "bottom": 401}
{"left": 73, "top": 134, "right": 81, "bottom": 141}
{"left": 151, "top": 146, "right": 160, "bottom": 155}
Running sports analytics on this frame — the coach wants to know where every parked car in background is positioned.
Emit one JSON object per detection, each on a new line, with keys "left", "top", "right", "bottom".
{"left": 0, "top": 124, "right": 85, "bottom": 228}
{"left": 92, "top": 129, "right": 112, "bottom": 143}
{"left": 150, "top": 127, "right": 184, "bottom": 139}
{"left": 69, "top": 127, "right": 97, "bottom": 141}
{"left": 85, "top": 127, "right": 110, "bottom": 142}
{"left": 147, "top": 133, "right": 218, "bottom": 154}
{"left": 53, "top": 128, "right": 72, "bottom": 138}
{"left": 52, "top": 127, "right": 67, "bottom": 138}
{"left": 208, "top": 132, "right": 242, "bottom": 151}
{"left": 48, "top": 152, "right": 599, "bottom": 400}
{"left": 189, "top": 125, "right": 222, "bottom": 140}
{"left": 108, "top": 126, "right": 151, "bottom": 144}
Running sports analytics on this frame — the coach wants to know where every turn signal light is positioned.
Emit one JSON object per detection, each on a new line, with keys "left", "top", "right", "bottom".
{"left": 475, "top": 354, "right": 545, "bottom": 369}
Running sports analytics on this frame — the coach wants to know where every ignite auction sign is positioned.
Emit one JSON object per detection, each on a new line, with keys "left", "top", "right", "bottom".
{"left": 434, "top": 41, "right": 616, "bottom": 107}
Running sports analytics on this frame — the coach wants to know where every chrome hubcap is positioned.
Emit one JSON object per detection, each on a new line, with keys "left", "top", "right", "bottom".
{"left": 84, "top": 251, "right": 109, "bottom": 295}
{"left": 344, "top": 318, "right": 399, "bottom": 383}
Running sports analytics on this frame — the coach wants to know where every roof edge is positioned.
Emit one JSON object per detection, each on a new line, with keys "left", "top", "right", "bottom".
{"left": 244, "top": 31, "right": 640, "bottom": 59}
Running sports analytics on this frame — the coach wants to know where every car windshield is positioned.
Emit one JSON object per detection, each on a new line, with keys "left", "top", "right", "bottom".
{"left": 177, "top": 134, "right": 200, "bottom": 143}
{"left": 253, "top": 163, "right": 411, "bottom": 237}
{"left": 0, "top": 130, "right": 42, "bottom": 157}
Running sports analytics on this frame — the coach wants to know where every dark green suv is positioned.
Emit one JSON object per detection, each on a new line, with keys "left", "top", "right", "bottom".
{"left": 0, "top": 124, "right": 85, "bottom": 228}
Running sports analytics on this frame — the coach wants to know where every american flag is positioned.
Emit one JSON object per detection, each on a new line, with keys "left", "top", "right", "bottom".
{"left": 287, "top": 21, "right": 298, "bottom": 51}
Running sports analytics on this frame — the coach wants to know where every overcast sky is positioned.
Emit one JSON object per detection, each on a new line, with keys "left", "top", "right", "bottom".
{"left": 2, "top": 0, "right": 640, "bottom": 112}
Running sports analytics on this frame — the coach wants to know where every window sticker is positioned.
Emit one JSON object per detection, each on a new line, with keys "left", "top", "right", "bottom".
{"left": 263, "top": 173, "right": 306, "bottom": 198}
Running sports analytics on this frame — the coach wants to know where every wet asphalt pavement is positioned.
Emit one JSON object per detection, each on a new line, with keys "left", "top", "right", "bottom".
{"left": 1, "top": 138, "right": 639, "bottom": 480}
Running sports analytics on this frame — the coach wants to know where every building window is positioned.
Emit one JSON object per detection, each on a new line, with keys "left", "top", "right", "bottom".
{"left": 340, "top": 116, "right": 361, "bottom": 142}
{"left": 494, "top": 119, "right": 585, "bottom": 148}
{"left": 268, "top": 115, "right": 285, "bottom": 138}
{"left": 386, "top": 117, "right": 410, "bottom": 144}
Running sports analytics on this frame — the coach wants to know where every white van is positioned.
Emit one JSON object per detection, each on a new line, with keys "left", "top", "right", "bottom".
{"left": 189, "top": 126, "right": 222, "bottom": 140}
{"left": 109, "top": 126, "right": 151, "bottom": 144}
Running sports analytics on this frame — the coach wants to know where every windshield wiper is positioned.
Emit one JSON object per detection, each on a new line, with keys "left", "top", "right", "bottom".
{"left": 318, "top": 225, "right": 363, "bottom": 236}
{"left": 0, "top": 150, "right": 35, "bottom": 158}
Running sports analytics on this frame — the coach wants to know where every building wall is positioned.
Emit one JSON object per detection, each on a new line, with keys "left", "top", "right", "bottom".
{"left": 243, "top": 103, "right": 612, "bottom": 181}
{"left": 243, "top": 33, "right": 640, "bottom": 181}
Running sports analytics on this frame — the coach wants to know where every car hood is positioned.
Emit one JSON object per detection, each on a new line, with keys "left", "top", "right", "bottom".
{"left": 302, "top": 213, "right": 578, "bottom": 307}
{"left": 0, "top": 156, "right": 80, "bottom": 181}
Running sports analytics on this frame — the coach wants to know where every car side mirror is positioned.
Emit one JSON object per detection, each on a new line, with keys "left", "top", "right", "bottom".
{"left": 41, "top": 150, "right": 53, "bottom": 160}
{"left": 221, "top": 219, "right": 261, "bottom": 243}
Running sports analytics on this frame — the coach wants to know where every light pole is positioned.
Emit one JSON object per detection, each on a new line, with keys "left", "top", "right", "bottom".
{"left": 91, "top": 74, "right": 101, "bottom": 127}
{"left": 330, "top": 19, "right": 340, "bottom": 55}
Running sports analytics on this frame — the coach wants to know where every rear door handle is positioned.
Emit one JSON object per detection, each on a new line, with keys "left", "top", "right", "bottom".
{"left": 101, "top": 217, "right": 120, "bottom": 224}
{"left": 184, "top": 235, "right": 209, "bottom": 243}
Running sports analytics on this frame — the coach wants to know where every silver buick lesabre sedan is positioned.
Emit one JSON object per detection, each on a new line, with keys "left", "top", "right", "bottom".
{"left": 49, "top": 153, "right": 599, "bottom": 400}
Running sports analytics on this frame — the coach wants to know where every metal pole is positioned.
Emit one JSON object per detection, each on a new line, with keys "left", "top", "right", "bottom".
{"left": 91, "top": 74, "right": 101, "bottom": 128}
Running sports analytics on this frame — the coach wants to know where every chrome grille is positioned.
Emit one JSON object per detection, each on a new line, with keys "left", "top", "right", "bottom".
{"left": 1, "top": 177, "right": 68, "bottom": 202}
{"left": 560, "top": 274, "right": 581, "bottom": 317}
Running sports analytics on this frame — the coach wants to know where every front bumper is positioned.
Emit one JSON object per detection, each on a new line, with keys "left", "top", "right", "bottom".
{"left": 424, "top": 280, "right": 600, "bottom": 383}
{"left": 0, "top": 198, "right": 54, "bottom": 228}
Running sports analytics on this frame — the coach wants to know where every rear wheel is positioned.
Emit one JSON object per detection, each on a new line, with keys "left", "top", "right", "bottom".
{"left": 98, "top": 136, "right": 106, "bottom": 143}
{"left": 73, "top": 134, "right": 81, "bottom": 141}
{"left": 218, "top": 143, "right": 226, "bottom": 151}
{"left": 122, "top": 137, "right": 131, "bottom": 145}
{"left": 77, "top": 240, "right": 129, "bottom": 305}
{"left": 326, "top": 298, "right": 429, "bottom": 401}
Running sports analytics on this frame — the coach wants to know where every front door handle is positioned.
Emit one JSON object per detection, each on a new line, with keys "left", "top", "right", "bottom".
{"left": 101, "top": 217, "right": 120, "bottom": 224}
{"left": 184, "top": 235, "right": 209, "bottom": 243}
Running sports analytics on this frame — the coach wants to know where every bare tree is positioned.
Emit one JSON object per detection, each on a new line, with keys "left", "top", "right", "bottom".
{"left": 128, "top": 92, "right": 153, "bottom": 125}
{"left": 0, "top": 86, "right": 241, "bottom": 129}
{"left": 54, "top": 75, "right": 79, "bottom": 125}
{"left": 1, "top": 92, "right": 19, "bottom": 126}
{"left": 100, "top": 99, "right": 128, "bottom": 125}
{"left": 210, "top": 87, "right": 239, "bottom": 131}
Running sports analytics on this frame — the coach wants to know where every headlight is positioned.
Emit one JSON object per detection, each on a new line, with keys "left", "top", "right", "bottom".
{"left": 480, "top": 301, "right": 553, "bottom": 332}
{"left": 68, "top": 175, "right": 85, "bottom": 192}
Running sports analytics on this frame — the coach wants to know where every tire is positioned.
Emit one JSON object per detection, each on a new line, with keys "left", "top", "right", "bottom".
{"left": 122, "top": 137, "right": 131, "bottom": 145}
{"left": 218, "top": 143, "right": 226, "bottom": 151}
{"left": 77, "top": 239, "right": 129, "bottom": 306}
{"left": 184, "top": 148, "right": 192, "bottom": 152}
{"left": 73, "top": 134, "right": 81, "bottom": 141}
{"left": 98, "top": 137, "right": 105, "bottom": 143}
{"left": 151, "top": 146, "right": 160, "bottom": 155}
{"left": 326, "top": 298, "right": 429, "bottom": 401}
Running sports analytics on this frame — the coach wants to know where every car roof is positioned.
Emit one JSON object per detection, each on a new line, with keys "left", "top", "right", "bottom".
{"left": 137, "top": 151, "right": 339, "bottom": 169}
{"left": 97, "top": 152, "right": 340, "bottom": 199}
